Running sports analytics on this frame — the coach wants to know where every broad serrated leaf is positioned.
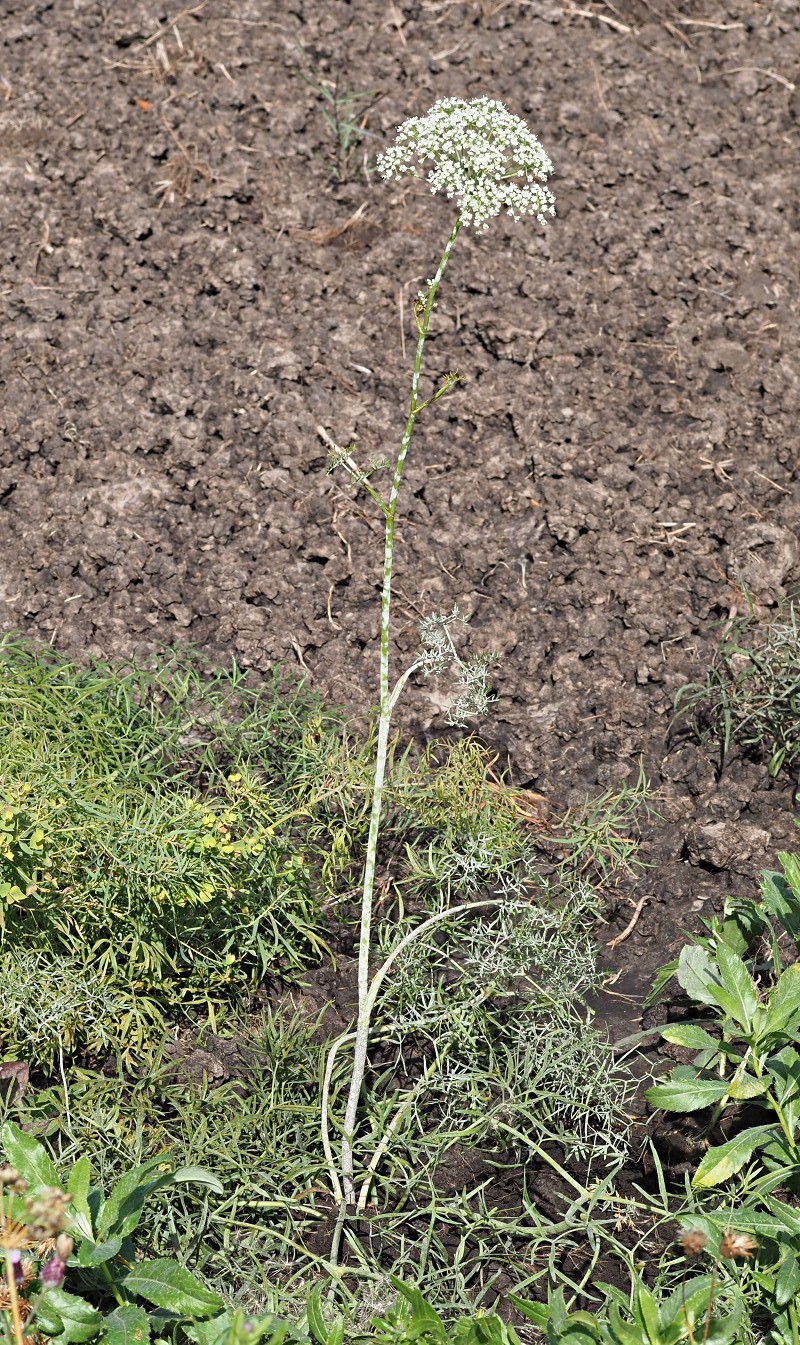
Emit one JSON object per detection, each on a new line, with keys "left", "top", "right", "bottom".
{"left": 101, "top": 1304, "right": 152, "bottom": 1345}
{"left": 763, "top": 965, "right": 800, "bottom": 1041}
{"left": 660, "top": 1276, "right": 715, "bottom": 1327}
{"left": 1, "top": 1120, "right": 61, "bottom": 1191}
{"left": 714, "top": 942, "right": 758, "bottom": 1032}
{"left": 121, "top": 1259, "right": 223, "bottom": 1318}
{"left": 38, "top": 1289, "right": 104, "bottom": 1343}
{"left": 643, "top": 958, "right": 679, "bottom": 1009}
{"left": 776, "top": 1252, "right": 800, "bottom": 1308}
{"left": 66, "top": 1155, "right": 94, "bottom": 1240}
{"left": 77, "top": 1236, "right": 123, "bottom": 1267}
{"left": 97, "top": 1157, "right": 171, "bottom": 1240}
{"left": 727, "top": 1070, "right": 768, "bottom": 1099}
{"left": 660, "top": 1024, "right": 721, "bottom": 1051}
{"left": 182, "top": 1313, "right": 233, "bottom": 1345}
{"left": 692, "top": 1125, "right": 776, "bottom": 1188}
{"left": 646, "top": 1067, "right": 730, "bottom": 1113}
{"left": 764, "top": 1196, "right": 800, "bottom": 1238}
{"left": 634, "top": 1281, "right": 660, "bottom": 1345}
{"left": 779, "top": 853, "right": 800, "bottom": 903}
{"left": 702, "top": 1296, "right": 743, "bottom": 1345}
{"left": 676, "top": 945, "right": 724, "bottom": 1010}
{"left": 507, "top": 1296, "right": 547, "bottom": 1328}
{"left": 761, "top": 864, "right": 800, "bottom": 941}
{"left": 391, "top": 1278, "right": 445, "bottom": 1335}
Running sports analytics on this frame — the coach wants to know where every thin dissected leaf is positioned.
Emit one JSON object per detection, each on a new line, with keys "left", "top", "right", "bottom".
{"left": 692, "top": 1125, "right": 776, "bottom": 1189}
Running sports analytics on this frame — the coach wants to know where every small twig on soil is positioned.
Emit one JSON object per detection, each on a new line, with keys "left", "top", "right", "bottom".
{"left": 674, "top": 18, "right": 745, "bottom": 29}
{"left": 290, "top": 202, "right": 369, "bottom": 246}
{"left": 723, "top": 65, "right": 796, "bottom": 91}
{"left": 140, "top": 3, "right": 207, "bottom": 49}
{"left": 290, "top": 639, "right": 311, "bottom": 673}
{"left": 155, "top": 113, "right": 211, "bottom": 206}
{"left": 607, "top": 894, "right": 651, "bottom": 949}
{"left": 563, "top": 7, "right": 632, "bottom": 34}
{"left": 326, "top": 585, "right": 341, "bottom": 631}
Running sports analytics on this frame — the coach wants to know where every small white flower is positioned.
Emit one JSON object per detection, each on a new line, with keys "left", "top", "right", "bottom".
{"left": 376, "top": 96, "right": 555, "bottom": 232}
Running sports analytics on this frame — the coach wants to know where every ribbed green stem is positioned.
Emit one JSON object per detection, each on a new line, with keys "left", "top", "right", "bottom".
{"left": 334, "top": 214, "right": 462, "bottom": 1213}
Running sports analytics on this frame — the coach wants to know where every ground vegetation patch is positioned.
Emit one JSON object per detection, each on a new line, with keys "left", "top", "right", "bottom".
{"left": 2, "top": 0, "right": 800, "bottom": 1340}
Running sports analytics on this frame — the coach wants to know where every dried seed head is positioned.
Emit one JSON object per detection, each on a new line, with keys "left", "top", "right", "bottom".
{"left": 680, "top": 1228, "right": 708, "bottom": 1258}
{"left": 0, "top": 1213, "right": 34, "bottom": 1253}
{"left": 377, "top": 97, "right": 555, "bottom": 233}
{"left": 0, "top": 1167, "right": 27, "bottom": 1195}
{"left": 719, "top": 1229, "right": 758, "bottom": 1261}
{"left": 23, "top": 1188, "right": 70, "bottom": 1241}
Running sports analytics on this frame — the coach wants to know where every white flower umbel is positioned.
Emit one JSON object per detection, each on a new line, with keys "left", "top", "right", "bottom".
{"left": 376, "top": 96, "right": 555, "bottom": 231}
{"left": 322, "top": 97, "right": 555, "bottom": 1266}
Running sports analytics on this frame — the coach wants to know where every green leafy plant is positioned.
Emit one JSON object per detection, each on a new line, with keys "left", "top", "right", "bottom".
{"left": 0, "top": 1120, "right": 224, "bottom": 1344}
{"left": 300, "top": 71, "right": 381, "bottom": 183}
{"left": 511, "top": 1270, "right": 744, "bottom": 1345}
{"left": 0, "top": 641, "right": 337, "bottom": 1045}
{"left": 674, "top": 602, "right": 800, "bottom": 780}
{"left": 320, "top": 95, "right": 555, "bottom": 1263}
{"left": 366, "top": 1279, "right": 522, "bottom": 1344}
{"left": 646, "top": 853, "right": 800, "bottom": 1189}
{"left": 637, "top": 852, "right": 800, "bottom": 1341}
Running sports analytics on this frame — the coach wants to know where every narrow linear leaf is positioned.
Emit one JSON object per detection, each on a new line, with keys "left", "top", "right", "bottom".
{"left": 170, "top": 1166, "right": 224, "bottom": 1195}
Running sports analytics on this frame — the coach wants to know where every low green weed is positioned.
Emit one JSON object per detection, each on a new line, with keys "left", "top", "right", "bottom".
{"left": 0, "top": 1119, "right": 225, "bottom": 1345}
{"left": 300, "top": 69, "right": 381, "bottom": 183}
{"left": 640, "top": 850, "right": 800, "bottom": 1341}
{"left": 674, "top": 602, "right": 800, "bottom": 780}
{"left": 0, "top": 641, "right": 339, "bottom": 1038}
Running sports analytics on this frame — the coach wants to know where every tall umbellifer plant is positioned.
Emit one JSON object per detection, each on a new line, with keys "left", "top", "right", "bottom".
{"left": 321, "top": 98, "right": 555, "bottom": 1256}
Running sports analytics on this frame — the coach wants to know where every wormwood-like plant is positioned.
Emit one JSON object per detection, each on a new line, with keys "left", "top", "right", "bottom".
{"left": 320, "top": 98, "right": 555, "bottom": 1255}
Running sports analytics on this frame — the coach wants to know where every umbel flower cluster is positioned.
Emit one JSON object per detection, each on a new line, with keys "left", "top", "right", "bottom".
{"left": 376, "top": 96, "right": 555, "bottom": 231}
